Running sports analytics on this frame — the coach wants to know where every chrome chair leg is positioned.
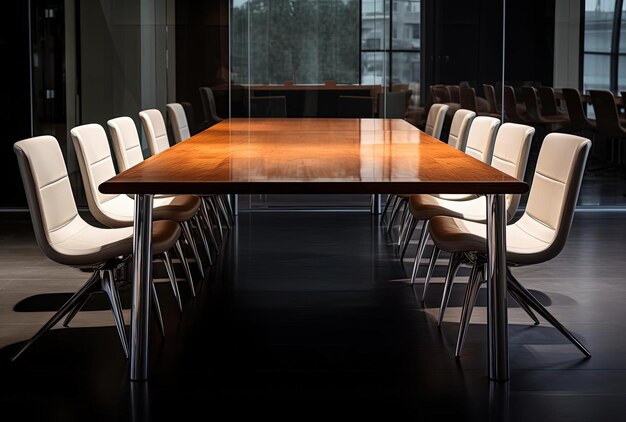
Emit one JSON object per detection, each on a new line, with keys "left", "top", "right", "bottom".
{"left": 193, "top": 215, "right": 214, "bottom": 266}
{"left": 381, "top": 194, "right": 394, "bottom": 223}
{"left": 508, "top": 288, "right": 540, "bottom": 325}
{"left": 396, "top": 208, "right": 411, "bottom": 248}
{"left": 507, "top": 269, "right": 591, "bottom": 357}
{"left": 422, "top": 245, "right": 441, "bottom": 301}
{"left": 162, "top": 251, "right": 182, "bottom": 312}
{"left": 387, "top": 197, "right": 406, "bottom": 234}
{"left": 102, "top": 269, "right": 129, "bottom": 357}
{"left": 62, "top": 290, "right": 93, "bottom": 327}
{"left": 181, "top": 221, "right": 204, "bottom": 278}
{"left": 437, "top": 252, "right": 464, "bottom": 326}
{"left": 400, "top": 216, "right": 419, "bottom": 261}
{"left": 151, "top": 280, "right": 165, "bottom": 337}
{"left": 11, "top": 270, "right": 101, "bottom": 361}
{"left": 175, "top": 240, "right": 196, "bottom": 297}
{"left": 217, "top": 195, "right": 232, "bottom": 229}
{"left": 209, "top": 196, "right": 225, "bottom": 239}
{"left": 410, "top": 221, "right": 430, "bottom": 284}
{"left": 455, "top": 264, "right": 483, "bottom": 357}
{"left": 200, "top": 200, "right": 220, "bottom": 254}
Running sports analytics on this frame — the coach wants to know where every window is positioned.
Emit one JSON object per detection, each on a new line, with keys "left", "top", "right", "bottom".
{"left": 582, "top": 0, "right": 626, "bottom": 92}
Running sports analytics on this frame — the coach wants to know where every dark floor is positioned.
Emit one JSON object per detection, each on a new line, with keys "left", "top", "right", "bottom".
{"left": 0, "top": 210, "right": 625, "bottom": 421}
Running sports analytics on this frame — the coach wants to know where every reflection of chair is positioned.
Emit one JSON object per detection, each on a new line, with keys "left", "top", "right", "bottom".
{"left": 562, "top": 88, "right": 595, "bottom": 132}
{"left": 251, "top": 96, "right": 288, "bottom": 118}
{"left": 590, "top": 90, "right": 626, "bottom": 168}
{"left": 180, "top": 102, "right": 199, "bottom": 135}
{"left": 430, "top": 85, "right": 451, "bottom": 103}
{"left": 537, "top": 86, "right": 568, "bottom": 119}
{"left": 166, "top": 103, "right": 191, "bottom": 143}
{"left": 446, "top": 85, "right": 460, "bottom": 103}
{"left": 12, "top": 135, "right": 181, "bottom": 360}
{"left": 338, "top": 96, "right": 373, "bottom": 118}
{"left": 429, "top": 133, "right": 592, "bottom": 358}
{"left": 199, "top": 87, "right": 223, "bottom": 127}
{"left": 461, "top": 86, "right": 499, "bottom": 117}
{"left": 447, "top": 109, "right": 476, "bottom": 151}
{"left": 503, "top": 85, "right": 529, "bottom": 124}
{"left": 377, "top": 91, "right": 410, "bottom": 118}
{"left": 521, "top": 86, "right": 568, "bottom": 127}
{"left": 483, "top": 84, "right": 500, "bottom": 114}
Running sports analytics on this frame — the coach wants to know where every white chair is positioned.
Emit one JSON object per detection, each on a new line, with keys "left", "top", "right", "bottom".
{"left": 12, "top": 135, "right": 181, "bottom": 360}
{"left": 407, "top": 123, "right": 534, "bottom": 304}
{"left": 107, "top": 116, "right": 144, "bottom": 172}
{"left": 424, "top": 103, "right": 449, "bottom": 140}
{"left": 428, "top": 133, "right": 592, "bottom": 357}
{"left": 166, "top": 103, "right": 191, "bottom": 143}
{"left": 447, "top": 109, "right": 476, "bottom": 151}
{"left": 139, "top": 109, "right": 170, "bottom": 156}
{"left": 70, "top": 123, "right": 208, "bottom": 302}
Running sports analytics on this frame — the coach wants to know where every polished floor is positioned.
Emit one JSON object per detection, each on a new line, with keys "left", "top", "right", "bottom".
{"left": 0, "top": 210, "right": 625, "bottom": 420}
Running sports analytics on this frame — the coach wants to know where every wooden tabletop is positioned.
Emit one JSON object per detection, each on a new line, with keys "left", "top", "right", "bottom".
{"left": 100, "top": 118, "right": 528, "bottom": 196}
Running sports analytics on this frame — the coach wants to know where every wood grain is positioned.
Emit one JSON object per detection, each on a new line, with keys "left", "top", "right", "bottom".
{"left": 100, "top": 118, "right": 528, "bottom": 195}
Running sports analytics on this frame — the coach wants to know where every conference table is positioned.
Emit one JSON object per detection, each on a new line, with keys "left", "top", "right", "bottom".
{"left": 100, "top": 118, "right": 528, "bottom": 382}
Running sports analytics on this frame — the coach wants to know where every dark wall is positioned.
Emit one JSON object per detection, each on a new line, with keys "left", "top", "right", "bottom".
{"left": 1, "top": 3, "right": 32, "bottom": 207}
{"left": 175, "top": 0, "right": 230, "bottom": 127}
{"left": 505, "top": 0, "right": 556, "bottom": 87}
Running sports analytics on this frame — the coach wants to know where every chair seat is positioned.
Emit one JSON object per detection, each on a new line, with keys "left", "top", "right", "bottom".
{"left": 432, "top": 193, "right": 479, "bottom": 201}
{"left": 409, "top": 194, "right": 489, "bottom": 222}
{"left": 49, "top": 218, "right": 181, "bottom": 267}
{"left": 100, "top": 194, "right": 201, "bottom": 227}
{"left": 428, "top": 215, "right": 553, "bottom": 266}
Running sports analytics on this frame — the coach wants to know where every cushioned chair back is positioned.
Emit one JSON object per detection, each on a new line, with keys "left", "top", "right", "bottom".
{"left": 199, "top": 86, "right": 222, "bottom": 124}
{"left": 516, "top": 133, "right": 591, "bottom": 263}
{"left": 483, "top": 84, "right": 499, "bottom": 114}
{"left": 520, "top": 86, "right": 541, "bottom": 121}
{"left": 589, "top": 90, "right": 624, "bottom": 137}
{"left": 491, "top": 123, "right": 534, "bottom": 219}
{"left": 459, "top": 87, "right": 478, "bottom": 112}
{"left": 536, "top": 86, "right": 559, "bottom": 116}
{"left": 424, "top": 103, "right": 449, "bottom": 139}
{"left": 446, "top": 85, "right": 460, "bottom": 103}
{"left": 448, "top": 109, "right": 476, "bottom": 151}
{"left": 503, "top": 85, "right": 525, "bottom": 123}
{"left": 139, "top": 109, "right": 170, "bottom": 156}
{"left": 430, "top": 85, "right": 450, "bottom": 103}
{"left": 337, "top": 96, "right": 373, "bottom": 118}
{"left": 464, "top": 116, "right": 500, "bottom": 164}
{"left": 107, "top": 116, "right": 144, "bottom": 172}
{"left": 70, "top": 124, "right": 120, "bottom": 224}
{"left": 13, "top": 136, "right": 85, "bottom": 264}
{"left": 166, "top": 103, "right": 191, "bottom": 143}
{"left": 562, "top": 88, "right": 592, "bottom": 130}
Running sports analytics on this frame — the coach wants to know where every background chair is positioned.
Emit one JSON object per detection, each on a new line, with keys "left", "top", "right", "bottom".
{"left": 483, "top": 84, "right": 500, "bottom": 114}
{"left": 447, "top": 108, "right": 476, "bottom": 151}
{"left": 503, "top": 85, "right": 529, "bottom": 124}
{"left": 562, "top": 88, "right": 596, "bottom": 133}
{"left": 520, "top": 86, "right": 568, "bottom": 129}
{"left": 108, "top": 116, "right": 145, "bottom": 172}
{"left": 166, "top": 103, "right": 191, "bottom": 143}
{"left": 377, "top": 91, "right": 410, "bottom": 118}
{"left": 428, "top": 133, "right": 592, "bottom": 358}
{"left": 199, "top": 86, "right": 223, "bottom": 128}
{"left": 338, "top": 96, "right": 373, "bottom": 118}
{"left": 589, "top": 90, "right": 626, "bottom": 169}
{"left": 250, "top": 96, "right": 288, "bottom": 118}
{"left": 424, "top": 103, "right": 449, "bottom": 139}
{"left": 139, "top": 109, "right": 171, "bottom": 156}
{"left": 12, "top": 135, "right": 181, "bottom": 359}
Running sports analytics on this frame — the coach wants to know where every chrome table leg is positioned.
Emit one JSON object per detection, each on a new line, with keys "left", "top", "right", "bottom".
{"left": 486, "top": 194, "right": 509, "bottom": 381}
{"left": 130, "top": 194, "right": 153, "bottom": 381}
{"left": 370, "top": 194, "right": 381, "bottom": 215}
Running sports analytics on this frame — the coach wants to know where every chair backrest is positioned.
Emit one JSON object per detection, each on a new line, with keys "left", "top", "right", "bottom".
{"left": 424, "top": 103, "right": 449, "bottom": 139}
{"left": 166, "top": 103, "right": 191, "bottom": 143}
{"left": 446, "top": 85, "right": 460, "bottom": 103}
{"left": 520, "top": 86, "right": 541, "bottom": 121}
{"left": 503, "top": 85, "right": 525, "bottom": 123}
{"left": 562, "top": 88, "right": 593, "bottom": 130}
{"left": 107, "top": 116, "right": 145, "bottom": 172}
{"left": 483, "top": 84, "right": 499, "bottom": 114}
{"left": 199, "top": 86, "right": 222, "bottom": 124}
{"left": 70, "top": 124, "right": 121, "bottom": 227}
{"left": 447, "top": 108, "right": 476, "bottom": 151}
{"left": 430, "top": 85, "right": 450, "bottom": 103}
{"left": 516, "top": 133, "right": 591, "bottom": 263}
{"left": 378, "top": 91, "right": 409, "bottom": 118}
{"left": 250, "top": 96, "right": 288, "bottom": 118}
{"left": 491, "top": 123, "right": 535, "bottom": 219}
{"left": 180, "top": 102, "right": 198, "bottom": 134}
{"left": 338, "top": 96, "right": 373, "bottom": 118}
{"left": 536, "top": 86, "right": 560, "bottom": 116}
{"left": 464, "top": 116, "right": 500, "bottom": 164}
{"left": 589, "top": 90, "right": 624, "bottom": 137}
{"left": 459, "top": 87, "right": 478, "bottom": 112}
{"left": 139, "top": 109, "right": 170, "bottom": 156}
{"left": 13, "top": 136, "right": 87, "bottom": 265}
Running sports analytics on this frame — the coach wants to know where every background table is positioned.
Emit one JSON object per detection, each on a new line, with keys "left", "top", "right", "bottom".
{"left": 101, "top": 118, "right": 527, "bottom": 382}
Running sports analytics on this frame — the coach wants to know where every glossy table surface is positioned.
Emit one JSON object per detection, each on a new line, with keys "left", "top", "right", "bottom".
{"left": 100, "top": 118, "right": 527, "bottom": 196}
